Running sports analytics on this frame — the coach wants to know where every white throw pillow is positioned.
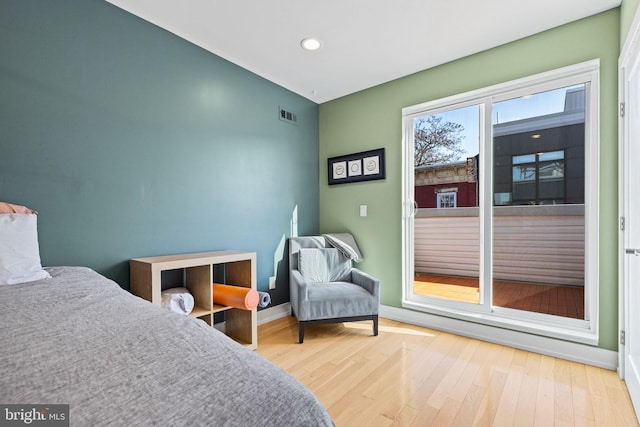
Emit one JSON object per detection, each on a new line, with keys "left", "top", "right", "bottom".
{"left": 0, "top": 214, "right": 51, "bottom": 285}
{"left": 298, "top": 248, "right": 351, "bottom": 283}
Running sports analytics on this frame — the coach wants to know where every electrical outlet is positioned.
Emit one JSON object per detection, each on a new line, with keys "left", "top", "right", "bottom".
{"left": 268, "top": 276, "right": 276, "bottom": 290}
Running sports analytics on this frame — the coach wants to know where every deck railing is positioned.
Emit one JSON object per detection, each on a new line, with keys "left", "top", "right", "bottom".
{"left": 414, "top": 204, "right": 585, "bottom": 286}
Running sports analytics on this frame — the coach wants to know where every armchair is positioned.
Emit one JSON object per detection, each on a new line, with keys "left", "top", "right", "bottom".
{"left": 289, "top": 236, "right": 380, "bottom": 343}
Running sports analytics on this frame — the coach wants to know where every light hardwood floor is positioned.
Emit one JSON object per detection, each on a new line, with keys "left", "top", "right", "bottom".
{"left": 256, "top": 316, "right": 639, "bottom": 427}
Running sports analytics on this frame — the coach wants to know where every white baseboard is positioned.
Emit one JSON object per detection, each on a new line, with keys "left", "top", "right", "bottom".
{"left": 258, "top": 302, "right": 292, "bottom": 325}
{"left": 380, "top": 304, "right": 618, "bottom": 370}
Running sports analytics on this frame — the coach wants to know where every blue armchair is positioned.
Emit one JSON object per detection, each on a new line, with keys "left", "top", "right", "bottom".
{"left": 289, "top": 236, "right": 380, "bottom": 343}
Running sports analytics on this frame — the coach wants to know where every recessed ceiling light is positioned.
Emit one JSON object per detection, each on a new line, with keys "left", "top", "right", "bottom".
{"left": 531, "top": 134, "right": 541, "bottom": 139}
{"left": 300, "top": 37, "right": 322, "bottom": 51}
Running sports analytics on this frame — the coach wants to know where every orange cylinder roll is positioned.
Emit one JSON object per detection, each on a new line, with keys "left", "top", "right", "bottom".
{"left": 213, "top": 283, "right": 259, "bottom": 310}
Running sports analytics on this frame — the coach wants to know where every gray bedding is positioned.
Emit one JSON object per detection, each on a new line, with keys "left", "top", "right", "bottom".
{"left": 0, "top": 267, "right": 333, "bottom": 426}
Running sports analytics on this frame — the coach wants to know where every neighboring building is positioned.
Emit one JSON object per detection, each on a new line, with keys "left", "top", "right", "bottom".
{"left": 493, "top": 86, "right": 585, "bottom": 206}
{"left": 415, "top": 86, "right": 585, "bottom": 208}
{"left": 414, "top": 157, "right": 478, "bottom": 208}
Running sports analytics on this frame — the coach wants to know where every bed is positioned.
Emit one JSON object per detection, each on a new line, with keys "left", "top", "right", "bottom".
{"left": 0, "top": 208, "right": 333, "bottom": 426}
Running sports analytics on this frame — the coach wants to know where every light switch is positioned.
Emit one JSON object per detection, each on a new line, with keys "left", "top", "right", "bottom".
{"left": 360, "top": 205, "right": 367, "bottom": 217}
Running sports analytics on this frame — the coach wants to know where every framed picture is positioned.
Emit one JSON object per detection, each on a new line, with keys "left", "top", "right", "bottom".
{"left": 328, "top": 148, "right": 385, "bottom": 185}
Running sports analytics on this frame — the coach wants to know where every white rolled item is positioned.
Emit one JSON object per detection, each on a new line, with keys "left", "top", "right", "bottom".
{"left": 161, "top": 287, "right": 195, "bottom": 315}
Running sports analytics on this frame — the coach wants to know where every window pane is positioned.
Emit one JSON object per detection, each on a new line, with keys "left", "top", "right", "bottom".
{"left": 539, "top": 178, "right": 565, "bottom": 200}
{"left": 492, "top": 84, "right": 585, "bottom": 319}
{"left": 513, "top": 181, "right": 536, "bottom": 202}
{"left": 539, "top": 150, "right": 564, "bottom": 161}
{"left": 539, "top": 161, "right": 564, "bottom": 180}
{"left": 512, "top": 165, "right": 536, "bottom": 182}
{"left": 513, "top": 154, "right": 536, "bottom": 165}
{"left": 414, "top": 104, "right": 481, "bottom": 304}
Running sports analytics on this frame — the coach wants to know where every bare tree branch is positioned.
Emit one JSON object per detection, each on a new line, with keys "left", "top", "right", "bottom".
{"left": 414, "top": 115, "right": 465, "bottom": 167}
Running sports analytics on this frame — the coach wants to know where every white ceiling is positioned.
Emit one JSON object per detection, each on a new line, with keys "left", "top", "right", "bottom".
{"left": 105, "top": 0, "right": 621, "bottom": 104}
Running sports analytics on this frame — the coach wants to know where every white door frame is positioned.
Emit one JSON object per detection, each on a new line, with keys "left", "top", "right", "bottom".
{"left": 618, "top": 5, "right": 640, "bottom": 419}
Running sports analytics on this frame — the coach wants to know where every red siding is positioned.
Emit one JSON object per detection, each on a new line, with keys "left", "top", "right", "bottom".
{"left": 415, "top": 182, "right": 477, "bottom": 208}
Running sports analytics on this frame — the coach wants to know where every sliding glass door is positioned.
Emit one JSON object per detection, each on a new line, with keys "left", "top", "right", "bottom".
{"left": 402, "top": 61, "right": 598, "bottom": 341}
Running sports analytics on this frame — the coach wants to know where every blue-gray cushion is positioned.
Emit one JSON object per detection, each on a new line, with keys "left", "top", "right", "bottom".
{"left": 306, "top": 282, "right": 377, "bottom": 319}
{"left": 298, "top": 248, "right": 351, "bottom": 283}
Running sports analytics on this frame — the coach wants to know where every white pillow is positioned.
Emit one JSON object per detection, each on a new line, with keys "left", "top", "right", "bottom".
{"left": 298, "top": 248, "right": 352, "bottom": 283}
{"left": 0, "top": 214, "right": 51, "bottom": 285}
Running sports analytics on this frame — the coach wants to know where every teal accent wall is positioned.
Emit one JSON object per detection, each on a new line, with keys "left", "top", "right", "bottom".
{"left": 319, "top": 10, "right": 620, "bottom": 350}
{"left": 0, "top": 0, "right": 319, "bottom": 304}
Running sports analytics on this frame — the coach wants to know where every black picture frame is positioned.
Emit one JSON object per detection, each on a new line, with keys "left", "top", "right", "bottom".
{"left": 328, "top": 148, "right": 386, "bottom": 185}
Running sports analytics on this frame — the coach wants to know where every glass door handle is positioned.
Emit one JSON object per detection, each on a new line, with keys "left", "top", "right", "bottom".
{"left": 405, "top": 200, "right": 418, "bottom": 218}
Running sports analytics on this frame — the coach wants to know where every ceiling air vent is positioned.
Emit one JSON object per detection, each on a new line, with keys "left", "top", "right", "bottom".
{"left": 278, "top": 106, "right": 298, "bottom": 125}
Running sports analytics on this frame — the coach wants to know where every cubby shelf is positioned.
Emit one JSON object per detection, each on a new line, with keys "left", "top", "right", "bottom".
{"left": 130, "top": 250, "right": 257, "bottom": 350}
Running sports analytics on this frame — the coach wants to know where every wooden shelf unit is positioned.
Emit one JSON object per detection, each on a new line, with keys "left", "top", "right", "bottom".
{"left": 130, "top": 250, "right": 257, "bottom": 350}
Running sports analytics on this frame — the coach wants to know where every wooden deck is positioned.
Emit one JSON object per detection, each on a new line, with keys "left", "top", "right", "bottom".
{"left": 414, "top": 273, "right": 585, "bottom": 319}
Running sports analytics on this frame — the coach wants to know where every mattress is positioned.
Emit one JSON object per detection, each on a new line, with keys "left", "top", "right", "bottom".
{"left": 0, "top": 267, "right": 333, "bottom": 426}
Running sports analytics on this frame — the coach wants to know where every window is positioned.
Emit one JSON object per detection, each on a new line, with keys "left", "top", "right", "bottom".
{"left": 402, "top": 60, "right": 599, "bottom": 344}
{"left": 437, "top": 192, "right": 457, "bottom": 208}
{"left": 512, "top": 150, "right": 565, "bottom": 204}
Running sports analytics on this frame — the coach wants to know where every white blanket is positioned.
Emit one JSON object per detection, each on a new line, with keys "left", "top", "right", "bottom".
{"left": 323, "top": 232, "right": 363, "bottom": 262}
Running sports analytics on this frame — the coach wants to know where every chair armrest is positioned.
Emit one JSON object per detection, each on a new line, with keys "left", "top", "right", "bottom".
{"left": 351, "top": 268, "right": 380, "bottom": 297}
{"left": 291, "top": 269, "right": 310, "bottom": 301}
{"left": 290, "top": 269, "right": 311, "bottom": 321}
